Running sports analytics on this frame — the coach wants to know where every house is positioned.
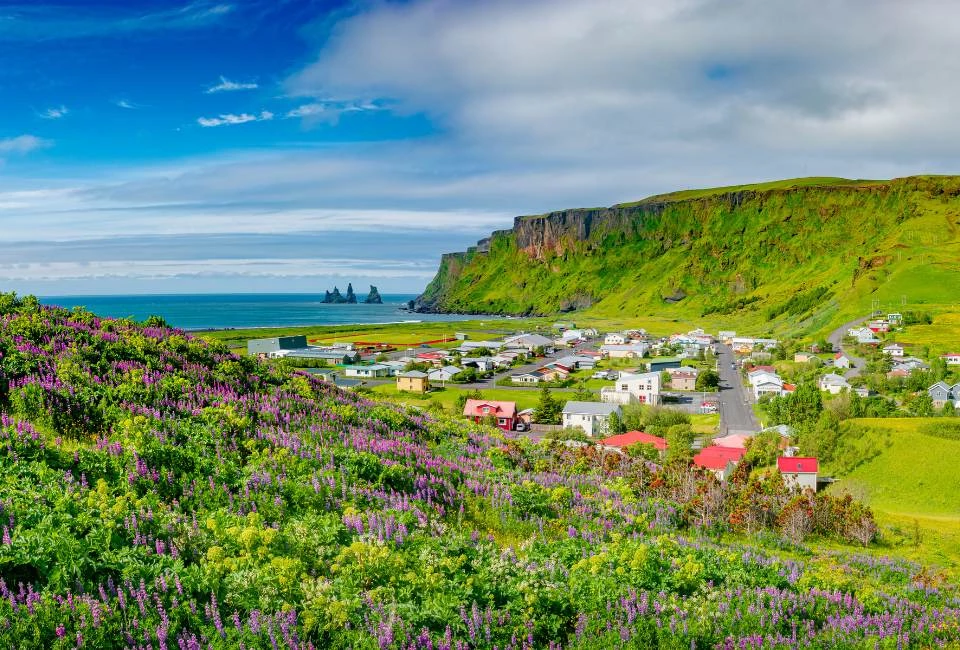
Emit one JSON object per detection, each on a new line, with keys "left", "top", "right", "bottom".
{"left": 343, "top": 364, "right": 393, "bottom": 379}
{"left": 416, "top": 351, "right": 447, "bottom": 366}
{"left": 693, "top": 446, "right": 746, "bottom": 481}
{"left": 648, "top": 357, "right": 682, "bottom": 372}
{"left": 868, "top": 320, "right": 890, "bottom": 333}
{"left": 793, "top": 352, "right": 815, "bottom": 363}
{"left": 535, "top": 364, "right": 569, "bottom": 382}
{"left": 463, "top": 399, "right": 517, "bottom": 432}
{"left": 713, "top": 433, "right": 751, "bottom": 449}
{"left": 396, "top": 370, "right": 429, "bottom": 393}
{"left": 754, "top": 377, "right": 786, "bottom": 400}
{"left": 667, "top": 368, "right": 699, "bottom": 391}
{"left": 882, "top": 343, "right": 906, "bottom": 358}
{"left": 833, "top": 353, "right": 853, "bottom": 369}
{"left": 503, "top": 333, "right": 554, "bottom": 354}
{"left": 554, "top": 355, "right": 596, "bottom": 371}
{"left": 272, "top": 348, "right": 361, "bottom": 364}
{"left": 247, "top": 335, "right": 308, "bottom": 356}
{"left": 600, "top": 343, "right": 649, "bottom": 359}
{"left": 928, "top": 381, "right": 954, "bottom": 409}
{"left": 600, "top": 371, "right": 661, "bottom": 405}
{"left": 942, "top": 353, "right": 960, "bottom": 366}
{"left": 777, "top": 457, "right": 818, "bottom": 492}
{"left": 854, "top": 386, "right": 870, "bottom": 398}
{"left": 333, "top": 377, "right": 363, "bottom": 389}
{"left": 599, "top": 431, "right": 667, "bottom": 454}
{"left": 718, "top": 330, "right": 737, "bottom": 344}
{"left": 510, "top": 372, "right": 541, "bottom": 385}
{"left": 428, "top": 365, "right": 463, "bottom": 383}
{"left": 604, "top": 333, "right": 628, "bottom": 345}
{"left": 818, "top": 373, "right": 851, "bottom": 394}
{"left": 561, "top": 401, "right": 622, "bottom": 437}
{"left": 461, "top": 358, "right": 496, "bottom": 373}
{"left": 461, "top": 340, "right": 505, "bottom": 352}
{"left": 857, "top": 332, "right": 881, "bottom": 346}
{"left": 887, "top": 368, "right": 911, "bottom": 380}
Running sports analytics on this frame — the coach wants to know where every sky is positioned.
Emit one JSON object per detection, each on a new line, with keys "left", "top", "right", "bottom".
{"left": 2, "top": 0, "right": 960, "bottom": 296}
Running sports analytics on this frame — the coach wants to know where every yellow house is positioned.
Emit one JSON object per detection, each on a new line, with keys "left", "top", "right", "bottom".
{"left": 397, "top": 370, "right": 429, "bottom": 394}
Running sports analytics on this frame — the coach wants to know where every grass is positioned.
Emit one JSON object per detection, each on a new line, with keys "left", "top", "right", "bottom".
{"left": 690, "top": 413, "right": 720, "bottom": 434}
{"left": 828, "top": 418, "right": 960, "bottom": 518}
{"left": 899, "top": 313, "right": 960, "bottom": 355}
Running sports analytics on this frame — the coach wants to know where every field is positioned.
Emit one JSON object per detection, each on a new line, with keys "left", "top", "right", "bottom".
{"left": 827, "top": 418, "right": 960, "bottom": 575}
{"left": 900, "top": 312, "right": 960, "bottom": 354}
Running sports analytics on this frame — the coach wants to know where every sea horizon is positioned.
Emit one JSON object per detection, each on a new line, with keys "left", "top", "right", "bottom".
{"left": 37, "top": 292, "right": 495, "bottom": 331}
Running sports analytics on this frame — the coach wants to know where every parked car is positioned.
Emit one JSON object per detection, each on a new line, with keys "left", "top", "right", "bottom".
{"left": 514, "top": 422, "right": 528, "bottom": 432}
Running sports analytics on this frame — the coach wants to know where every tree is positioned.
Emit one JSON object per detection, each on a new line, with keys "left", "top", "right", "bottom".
{"left": 695, "top": 369, "right": 720, "bottom": 392}
{"left": 533, "top": 386, "right": 561, "bottom": 424}
{"left": 665, "top": 424, "right": 694, "bottom": 465}
{"left": 660, "top": 370, "right": 672, "bottom": 388}
{"left": 910, "top": 392, "right": 935, "bottom": 417}
{"left": 607, "top": 411, "right": 626, "bottom": 435}
{"left": 572, "top": 380, "right": 594, "bottom": 402}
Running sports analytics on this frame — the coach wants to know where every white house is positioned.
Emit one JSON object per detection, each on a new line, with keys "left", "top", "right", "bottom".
{"left": 600, "top": 343, "right": 649, "bottom": 359}
{"left": 603, "top": 332, "right": 628, "bottom": 345}
{"left": 600, "top": 371, "right": 662, "bottom": 405}
{"left": 882, "top": 343, "right": 905, "bottom": 358}
{"left": 833, "top": 353, "right": 853, "bottom": 369}
{"left": 561, "top": 401, "right": 622, "bottom": 437}
{"left": 343, "top": 364, "right": 393, "bottom": 378}
{"left": 753, "top": 377, "right": 785, "bottom": 400}
{"left": 942, "top": 353, "right": 960, "bottom": 366}
{"left": 778, "top": 457, "right": 818, "bottom": 492}
{"left": 428, "top": 365, "right": 463, "bottom": 382}
{"left": 718, "top": 330, "right": 736, "bottom": 343}
{"left": 818, "top": 373, "right": 851, "bottom": 394}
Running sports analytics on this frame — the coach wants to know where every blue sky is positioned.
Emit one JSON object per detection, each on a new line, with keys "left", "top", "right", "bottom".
{"left": 3, "top": 0, "right": 960, "bottom": 295}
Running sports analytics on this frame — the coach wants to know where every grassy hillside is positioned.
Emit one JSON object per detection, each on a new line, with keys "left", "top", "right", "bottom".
{"left": 417, "top": 175, "right": 960, "bottom": 336}
{"left": 2, "top": 295, "right": 960, "bottom": 646}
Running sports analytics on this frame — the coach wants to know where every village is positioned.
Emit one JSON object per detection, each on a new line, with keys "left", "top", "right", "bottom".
{"left": 241, "top": 311, "right": 959, "bottom": 492}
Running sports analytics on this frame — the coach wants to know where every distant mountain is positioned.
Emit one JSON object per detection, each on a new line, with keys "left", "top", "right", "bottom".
{"left": 413, "top": 176, "right": 960, "bottom": 333}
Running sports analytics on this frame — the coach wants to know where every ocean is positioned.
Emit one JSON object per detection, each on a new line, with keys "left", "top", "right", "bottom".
{"left": 38, "top": 294, "right": 495, "bottom": 331}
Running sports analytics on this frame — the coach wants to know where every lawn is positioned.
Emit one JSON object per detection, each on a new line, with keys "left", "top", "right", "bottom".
{"left": 828, "top": 418, "right": 960, "bottom": 518}
{"left": 899, "top": 312, "right": 960, "bottom": 355}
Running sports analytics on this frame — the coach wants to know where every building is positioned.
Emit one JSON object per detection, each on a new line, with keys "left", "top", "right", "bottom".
{"left": 271, "top": 348, "right": 361, "bottom": 364}
{"left": 396, "top": 370, "right": 429, "bottom": 393}
{"left": 600, "top": 343, "right": 649, "bottom": 359}
{"left": 942, "top": 353, "right": 960, "bottom": 366}
{"left": 247, "top": 335, "right": 308, "bottom": 356}
{"left": 833, "top": 353, "right": 853, "bottom": 369}
{"left": 600, "top": 371, "right": 661, "bottom": 405}
{"left": 603, "top": 332, "right": 628, "bottom": 345}
{"left": 463, "top": 399, "right": 517, "bottom": 432}
{"left": 882, "top": 343, "right": 906, "bottom": 358}
{"left": 510, "top": 372, "right": 541, "bottom": 385}
{"left": 928, "top": 381, "right": 956, "bottom": 409}
{"left": 561, "top": 401, "right": 622, "bottom": 437}
{"left": 343, "top": 364, "right": 393, "bottom": 378}
{"left": 693, "top": 446, "right": 746, "bottom": 481}
{"left": 793, "top": 352, "right": 819, "bottom": 363}
{"left": 818, "top": 373, "right": 851, "bottom": 394}
{"left": 648, "top": 357, "right": 682, "bottom": 372}
{"left": 667, "top": 368, "right": 699, "bottom": 391}
{"left": 599, "top": 431, "right": 667, "bottom": 454}
{"left": 712, "top": 433, "right": 752, "bottom": 449}
{"left": 718, "top": 330, "right": 737, "bottom": 343}
{"left": 428, "top": 365, "right": 463, "bottom": 382}
{"left": 554, "top": 355, "right": 596, "bottom": 371}
{"left": 503, "top": 333, "right": 554, "bottom": 354}
{"left": 777, "top": 457, "right": 818, "bottom": 492}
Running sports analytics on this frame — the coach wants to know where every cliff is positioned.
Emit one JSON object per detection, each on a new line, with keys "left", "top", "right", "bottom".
{"left": 414, "top": 176, "right": 960, "bottom": 329}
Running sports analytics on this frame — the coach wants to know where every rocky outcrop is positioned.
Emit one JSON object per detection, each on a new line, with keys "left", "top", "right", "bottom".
{"left": 364, "top": 285, "right": 383, "bottom": 304}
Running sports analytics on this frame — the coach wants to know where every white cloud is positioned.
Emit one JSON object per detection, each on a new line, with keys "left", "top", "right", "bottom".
{"left": 196, "top": 110, "right": 273, "bottom": 127}
{"left": 0, "top": 135, "right": 51, "bottom": 155}
{"left": 114, "top": 99, "right": 139, "bottom": 110}
{"left": 286, "top": 103, "right": 325, "bottom": 118}
{"left": 285, "top": 0, "right": 960, "bottom": 183}
{"left": 206, "top": 75, "right": 258, "bottom": 93}
{"left": 39, "top": 105, "right": 69, "bottom": 119}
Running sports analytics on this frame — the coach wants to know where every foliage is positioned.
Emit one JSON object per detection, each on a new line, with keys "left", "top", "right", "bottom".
{"left": 0, "top": 294, "right": 955, "bottom": 647}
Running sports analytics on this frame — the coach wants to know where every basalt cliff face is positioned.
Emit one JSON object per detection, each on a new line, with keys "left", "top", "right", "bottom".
{"left": 413, "top": 176, "right": 960, "bottom": 328}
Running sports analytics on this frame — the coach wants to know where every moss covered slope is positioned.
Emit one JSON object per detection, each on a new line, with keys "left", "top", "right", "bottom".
{"left": 416, "top": 175, "right": 960, "bottom": 333}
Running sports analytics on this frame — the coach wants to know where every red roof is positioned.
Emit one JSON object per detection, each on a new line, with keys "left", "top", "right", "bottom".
{"left": 834, "top": 352, "right": 846, "bottom": 359}
{"left": 463, "top": 399, "right": 517, "bottom": 419}
{"left": 600, "top": 430, "right": 667, "bottom": 450}
{"left": 693, "top": 446, "right": 745, "bottom": 470}
{"left": 782, "top": 383, "right": 796, "bottom": 392}
{"left": 942, "top": 353, "right": 960, "bottom": 357}
{"left": 750, "top": 365, "right": 776, "bottom": 373}
{"left": 777, "top": 457, "right": 818, "bottom": 473}
{"left": 417, "top": 351, "right": 445, "bottom": 360}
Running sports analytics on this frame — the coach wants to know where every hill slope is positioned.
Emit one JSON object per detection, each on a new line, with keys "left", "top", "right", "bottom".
{"left": 415, "top": 175, "right": 960, "bottom": 333}
{"left": 1, "top": 296, "right": 959, "bottom": 646}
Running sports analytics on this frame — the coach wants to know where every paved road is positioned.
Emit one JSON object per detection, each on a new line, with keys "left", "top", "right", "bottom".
{"left": 715, "top": 343, "right": 759, "bottom": 435}
{"left": 827, "top": 315, "right": 870, "bottom": 378}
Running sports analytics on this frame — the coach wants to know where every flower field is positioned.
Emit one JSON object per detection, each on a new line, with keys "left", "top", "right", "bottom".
{"left": 0, "top": 294, "right": 957, "bottom": 648}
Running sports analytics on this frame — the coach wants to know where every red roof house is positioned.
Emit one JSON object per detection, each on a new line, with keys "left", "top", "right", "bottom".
{"left": 693, "top": 446, "right": 746, "bottom": 480}
{"left": 463, "top": 399, "right": 517, "bottom": 432}
{"left": 777, "top": 456, "right": 819, "bottom": 492}
{"left": 599, "top": 430, "right": 667, "bottom": 451}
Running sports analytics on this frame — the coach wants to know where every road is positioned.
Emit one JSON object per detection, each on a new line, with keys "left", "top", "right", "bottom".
{"left": 715, "top": 344, "right": 759, "bottom": 435}
{"left": 827, "top": 315, "right": 870, "bottom": 378}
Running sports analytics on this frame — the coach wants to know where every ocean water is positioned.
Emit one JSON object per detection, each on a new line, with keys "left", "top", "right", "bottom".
{"left": 38, "top": 294, "right": 494, "bottom": 331}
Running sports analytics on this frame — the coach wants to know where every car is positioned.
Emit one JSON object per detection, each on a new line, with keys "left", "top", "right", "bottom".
{"left": 730, "top": 362, "right": 736, "bottom": 369}
{"left": 514, "top": 422, "right": 528, "bottom": 432}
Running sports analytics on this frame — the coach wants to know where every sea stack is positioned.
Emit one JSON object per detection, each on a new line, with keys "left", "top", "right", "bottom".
{"left": 364, "top": 285, "right": 383, "bottom": 304}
